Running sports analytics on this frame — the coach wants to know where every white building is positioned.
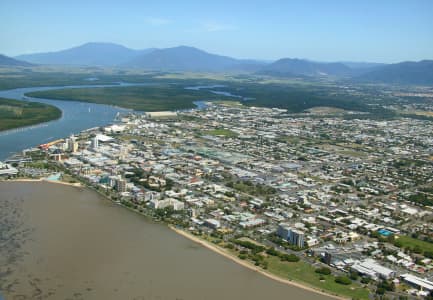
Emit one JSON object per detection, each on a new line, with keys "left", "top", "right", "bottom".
{"left": 204, "top": 218, "right": 221, "bottom": 229}
{"left": 149, "top": 198, "right": 184, "bottom": 211}
{"left": 351, "top": 259, "right": 396, "bottom": 280}
{"left": 0, "top": 162, "right": 18, "bottom": 176}
{"left": 91, "top": 137, "right": 99, "bottom": 149}
{"left": 400, "top": 273, "right": 433, "bottom": 292}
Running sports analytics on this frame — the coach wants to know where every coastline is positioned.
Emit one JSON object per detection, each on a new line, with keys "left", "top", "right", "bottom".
{"left": 3, "top": 179, "right": 347, "bottom": 299}
{"left": 5, "top": 178, "right": 82, "bottom": 187}
{"left": 169, "top": 225, "right": 347, "bottom": 300}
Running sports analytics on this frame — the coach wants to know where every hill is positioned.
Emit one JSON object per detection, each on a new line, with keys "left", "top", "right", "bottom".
{"left": 12, "top": 43, "right": 433, "bottom": 84}
{"left": 257, "top": 58, "right": 352, "bottom": 77}
{"left": 356, "top": 60, "right": 433, "bottom": 85}
{"left": 0, "top": 54, "right": 33, "bottom": 67}
{"left": 16, "top": 42, "right": 155, "bottom": 66}
{"left": 124, "top": 46, "right": 243, "bottom": 71}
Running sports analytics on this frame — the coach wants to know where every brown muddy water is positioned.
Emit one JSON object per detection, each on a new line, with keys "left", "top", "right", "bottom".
{"left": 0, "top": 182, "right": 332, "bottom": 300}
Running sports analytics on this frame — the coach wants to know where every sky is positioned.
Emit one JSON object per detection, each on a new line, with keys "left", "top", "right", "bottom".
{"left": 1, "top": 0, "right": 433, "bottom": 63}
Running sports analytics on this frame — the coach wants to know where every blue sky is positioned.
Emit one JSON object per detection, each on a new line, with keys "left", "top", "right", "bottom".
{"left": 1, "top": 0, "right": 432, "bottom": 62}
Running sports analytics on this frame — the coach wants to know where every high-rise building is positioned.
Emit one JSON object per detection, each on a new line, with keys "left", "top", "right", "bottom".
{"left": 277, "top": 223, "right": 291, "bottom": 239}
{"left": 115, "top": 178, "right": 127, "bottom": 193}
{"left": 277, "top": 223, "right": 305, "bottom": 248}
{"left": 68, "top": 135, "right": 78, "bottom": 153}
{"left": 91, "top": 137, "right": 99, "bottom": 149}
{"left": 288, "top": 229, "right": 305, "bottom": 248}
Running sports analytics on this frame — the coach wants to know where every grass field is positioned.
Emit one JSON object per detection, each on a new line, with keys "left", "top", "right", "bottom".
{"left": 27, "top": 85, "right": 237, "bottom": 111}
{"left": 203, "top": 128, "right": 238, "bottom": 137}
{"left": 213, "top": 100, "right": 243, "bottom": 107}
{"left": 265, "top": 256, "right": 370, "bottom": 299}
{"left": 201, "top": 233, "right": 370, "bottom": 299}
{"left": 396, "top": 235, "right": 433, "bottom": 254}
{"left": 0, "top": 98, "right": 61, "bottom": 131}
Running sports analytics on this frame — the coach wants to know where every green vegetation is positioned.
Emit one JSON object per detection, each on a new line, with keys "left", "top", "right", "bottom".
{"left": 0, "top": 69, "right": 116, "bottom": 90}
{"left": 395, "top": 235, "right": 433, "bottom": 255}
{"left": 26, "top": 85, "right": 237, "bottom": 111}
{"left": 334, "top": 276, "right": 352, "bottom": 285}
{"left": 407, "top": 189, "right": 433, "bottom": 206}
{"left": 224, "top": 240, "right": 368, "bottom": 299}
{"left": 0, "top": 66, "right": 395, "bottom": 116}
{"left": 203, "top": 128, "right": 238, "bottom": 137}
{"left": 265, "top": 256, "right": 369, "bottom": 299}
{"left": 225, "top": 179, "right": 277, "bottom": 197}
{"left": 231, "top": 239, "right": 266, "bottom": 254}
{"left": 315, "top": 267, "right": 332, "bottom": 275}
{"left": 210, "top": 81, "right": 392, "bottom": 115}
{"left": 0, "top": 97, "right": 61, "bottom": 131}
{"left": 213, "top": 100, "right": 243, "bottom": 107}
{"left": 375, "top": 280, "right": 395, "bottom": 295}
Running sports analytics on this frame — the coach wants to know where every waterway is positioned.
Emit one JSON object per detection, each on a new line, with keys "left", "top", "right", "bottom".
{"left": 0, "top": 182, "right": 332, "bottom": 300}
{"left": 0, "top": 84, "right": 136, "bottom": 160}
{"left": 185, "top": 85, "right": 254, "bottom": 100}
{"left": 0, "top": 83, "right": 242, "bottom": 160}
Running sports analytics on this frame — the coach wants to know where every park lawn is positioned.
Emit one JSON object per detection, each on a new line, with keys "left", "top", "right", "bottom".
{"left": 265, "top": 256, "right": 370, "bottom": 300}
{"left": 396, "top": 235, "right": 433, "bottom": 253}
{"left": 203, "top": 128, "right": 238, "bottom": 137}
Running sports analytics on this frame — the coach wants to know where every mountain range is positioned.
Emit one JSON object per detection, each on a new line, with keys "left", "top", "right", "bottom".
{"left": 16, "top": 42, "right": 155, "bottom": 66}
{"left": 2, "top": 42, "right": 432, "bottom": 84}
{"left": 258, "top": 58, "right": 354, "bottom": 77}
{"left": 0, "top": 54, "right": 33, "bottom": 67}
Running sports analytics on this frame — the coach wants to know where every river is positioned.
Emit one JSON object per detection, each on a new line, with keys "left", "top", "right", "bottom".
{"left": 0, "top": 84, "right": 135, "bottom": 160}
{"left": 0, "top": 83, "right": 242, "bottom": 161}
{"left": 0, "top": 182, "right": 332, "bottom": 300}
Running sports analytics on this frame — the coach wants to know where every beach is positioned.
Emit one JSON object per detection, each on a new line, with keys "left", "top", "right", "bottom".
{"left": 169, "top": 225, "right": 347, "bottom": 300}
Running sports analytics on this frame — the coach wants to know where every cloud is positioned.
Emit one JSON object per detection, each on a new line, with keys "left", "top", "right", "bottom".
{"left": 201, "top": 21, "right": 238, "bottom": 32}
{"left": 145, "top": 17, "right": 171, "bottom": 26}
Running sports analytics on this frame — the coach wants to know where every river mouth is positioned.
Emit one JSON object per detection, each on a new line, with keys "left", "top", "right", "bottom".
{"left": 0, "top": 181, "right": 331, "bottom": 300}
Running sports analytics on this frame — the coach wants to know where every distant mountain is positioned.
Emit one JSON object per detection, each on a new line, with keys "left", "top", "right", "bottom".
{"left": 0, "top": 54, "right": 33, "bottom": 67}
{"left": 124, "top": 46, "right": 244, "bottom": 71}
{"left": 257, "top": 58, "right": 353, "bottom": 77}
{"left": 12, "top": 43, "right": 433, "bottom": 84}
{"left": 16, "top": 42, "right": 155, "bottom": 66}
{"left": 340, "top": 62, "right": 386, "bottom": 69}
{"left": 356, "top": 60, "right": 433, "bottom": 85}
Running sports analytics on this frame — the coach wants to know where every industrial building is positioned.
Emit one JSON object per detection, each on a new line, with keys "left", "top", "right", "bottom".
{"left": 400, "top": 274, "right": 433, "bottom": 292}
{"left": 351, "top": 259, "right": 396, "bottom": 280}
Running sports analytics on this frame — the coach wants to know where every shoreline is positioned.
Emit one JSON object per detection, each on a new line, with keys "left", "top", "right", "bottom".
{"left": 5, "top": 178, "right": 82, "bottom": 187}
{"left": 169, "top": 225, "right": 347, "bottom": 300}
{"left": 3, "top": 179, "right": 346, "bottom": 299}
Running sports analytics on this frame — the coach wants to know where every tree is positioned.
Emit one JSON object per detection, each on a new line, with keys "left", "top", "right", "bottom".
{"left": 361, "top": 277, "right": 371, "bottom": 284}
{"left": 334, "top": 276, "right": 351, "bottom": 285}
{"left": 349, "top": 271, "right": 359, "bottom": 281}
{"left": 315, "top": 267, "right": 331, "bottom": 275}
{"left": 280, "top": 253, "right": 299, "bottom": 262}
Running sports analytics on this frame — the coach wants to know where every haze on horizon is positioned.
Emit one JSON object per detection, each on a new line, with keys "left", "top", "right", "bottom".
{"left": 1, "top": 0, "right": 433, "bottom": 63}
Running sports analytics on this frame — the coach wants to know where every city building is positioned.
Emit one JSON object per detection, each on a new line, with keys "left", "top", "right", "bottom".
{"left": 277, "top": 223, "right": 305, "bottom": 248}
{"left": 91, "top": 137, "right": 99, "bottom": 149}
{"left": 68, "top": 136, "right": 78, "bottom": 153}
{"left": 115, "top": 178, "right": 127, "bottom": 193}
{"left": 400, "top": 274, "right": 433, "bottom": 292}
{"left": 0, "top": 162, "right": 18, "bottom": 176}
{"left": 351, "top": 259, "right": 396, "bottom": 280}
